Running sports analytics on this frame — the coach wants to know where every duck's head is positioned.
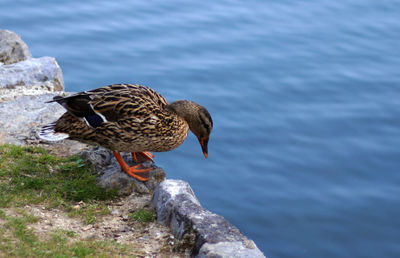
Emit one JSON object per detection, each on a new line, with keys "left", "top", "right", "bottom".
{"left": 167, "top": 100, "right": 213, "bottom": 157}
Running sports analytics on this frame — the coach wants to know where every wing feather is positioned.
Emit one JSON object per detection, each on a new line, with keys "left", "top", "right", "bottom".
{"left": 51, "top": 84, "right": 168, "bottom": 124}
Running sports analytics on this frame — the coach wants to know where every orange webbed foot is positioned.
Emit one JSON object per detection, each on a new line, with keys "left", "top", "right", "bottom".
{"left": 124, "top": 164, "right": 151, "bottom": 182}
{"left": 114, "top": 152, "right": 151, "bottom": 182}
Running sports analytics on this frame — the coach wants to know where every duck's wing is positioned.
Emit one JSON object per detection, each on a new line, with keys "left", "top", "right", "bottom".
{"left": 49, "top": 84, "right": 168, "bottom": 128}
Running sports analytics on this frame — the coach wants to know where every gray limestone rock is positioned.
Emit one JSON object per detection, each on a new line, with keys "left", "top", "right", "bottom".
{"left": 197, "top": 241, "right": 264, "bottom": 258}
{"left": 81, "top": 147, "right": 166, "bottom": 195}
{"left": 151, "top": 180, "right": 265, "bottom": 257}
{"left": 0, "top": 29, "right": 32, "bottom": 65}
{"left": 0, "top": 57, "right": 64, "bottom": 102}
{"left": 0, "top": 92, "right": 87, "bottom": 155}
{"left": 0, "top": 93, "right": 64, "bottom": 144}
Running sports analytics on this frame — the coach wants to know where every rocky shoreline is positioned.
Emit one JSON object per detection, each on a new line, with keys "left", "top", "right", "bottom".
{"left": 0, "top": 29, "right": 265, "bottom": 257}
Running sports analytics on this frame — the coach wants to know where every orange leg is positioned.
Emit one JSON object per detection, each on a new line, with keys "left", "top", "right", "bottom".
{"left": 131, "top": 152, "right": 138, "bottom": 163}
{"left": 113, "top": 152, "right": 151, "bottom": 182}
{"left": 139, "top": 151, "right": 155, "bottom": 162}
{"left": 131, "top": 152, "right": 155, "bottom": 163}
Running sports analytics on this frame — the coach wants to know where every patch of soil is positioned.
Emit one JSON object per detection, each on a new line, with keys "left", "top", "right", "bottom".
{"left": 4, "top": 193, "right": 191, "bottom": 257}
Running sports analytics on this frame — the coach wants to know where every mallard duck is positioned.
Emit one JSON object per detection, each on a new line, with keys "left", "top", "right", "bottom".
{"left": 39, "top": 84, "right": 213, "bottom": 181}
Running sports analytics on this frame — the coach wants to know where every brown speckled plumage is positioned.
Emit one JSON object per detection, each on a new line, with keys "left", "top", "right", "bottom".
{"left": 41, "top": 84, "right": 213, "bottom": 155}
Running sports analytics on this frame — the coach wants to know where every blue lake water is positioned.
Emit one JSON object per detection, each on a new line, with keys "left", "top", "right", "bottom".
{"left": 2, "top": 0, "right": 400, "bottom": 256}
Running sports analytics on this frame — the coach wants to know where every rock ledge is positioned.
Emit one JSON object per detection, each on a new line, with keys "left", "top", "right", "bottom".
{"left": 152, "top": 180, "right": 265, "bottom": 257}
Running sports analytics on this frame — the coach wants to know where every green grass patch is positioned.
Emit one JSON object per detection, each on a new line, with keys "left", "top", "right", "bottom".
{"left": 129, "top": 208, "right": 155, "bottom": 223}
{"left": 0, "top": 144, "right": 118, "bottom": 209}
{"left": 0, "top": 144, "right": 146, "bottom": 257}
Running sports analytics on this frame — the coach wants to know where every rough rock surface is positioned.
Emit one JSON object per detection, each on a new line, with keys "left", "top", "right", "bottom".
{"left": 0, "top": 57, "right": 64, "bottom": 101}
{"left": 152, "top": 180, "right": 265, "bottom": 257}
{"left": 81, "top": 146, "right": 166, "bottom": 195}
{"left": 0, "top": 93, "right": 87, "bottom": 155}
{"left": 0, "top": 29, "right": 32, "bottom": 65}
{"left": 0, "top": 29, "right": 64, "bottom": 102}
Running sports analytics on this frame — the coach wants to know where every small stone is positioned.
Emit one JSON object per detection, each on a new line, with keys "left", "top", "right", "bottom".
{"left": 121, "top": 226, "right": 130, "bottom": 232}
{"left": 111, "top": 209, "right": 120, "bottom": 215}
{"left": 82, "top": 225, "right": 93, "bottom": 231}
{"left": 84, "top": 234, "right": 96, "bottom": 240}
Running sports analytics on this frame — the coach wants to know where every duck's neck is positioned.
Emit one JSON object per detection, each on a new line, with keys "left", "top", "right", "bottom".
{"left": 167, "top": 100, "right": 213, "bottom": 142}
{"left": 167, "top": 100, "right": 200, "bottom": 126}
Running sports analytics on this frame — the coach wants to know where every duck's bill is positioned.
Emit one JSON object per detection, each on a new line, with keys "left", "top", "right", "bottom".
{"left": 198, "top": 137, "right": 209, "bottom": 158}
